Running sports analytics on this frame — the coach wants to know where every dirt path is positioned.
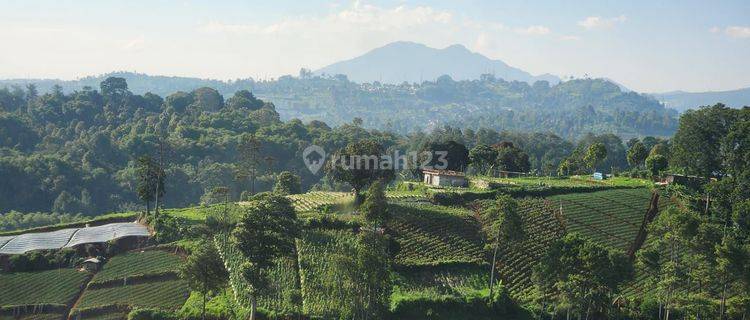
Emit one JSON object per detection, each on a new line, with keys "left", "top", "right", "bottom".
{"left": 65, "top": 270, "right": 97, "bottom": 320}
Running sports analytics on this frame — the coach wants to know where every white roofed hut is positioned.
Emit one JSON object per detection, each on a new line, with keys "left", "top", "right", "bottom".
{"left": 422, "top": 169, "right": 468, "bottom": 187}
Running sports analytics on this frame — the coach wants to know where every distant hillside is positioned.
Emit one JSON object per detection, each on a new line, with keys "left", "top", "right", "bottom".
{"left": 0, "top": 72, "right": 246, "bottom": 98}
{"left": 651, "top": 87, "right": 750, "bottom": 112}
{"left": 315, "top": 41, "right": 560, "bottom": 85}
{"left": 0, "top": 72, "right": 675, "bottom": 139}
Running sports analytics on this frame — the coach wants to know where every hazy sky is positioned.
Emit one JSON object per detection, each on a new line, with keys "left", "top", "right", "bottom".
{"left": 1, "top": 0, "right": 748, "bottom": 92}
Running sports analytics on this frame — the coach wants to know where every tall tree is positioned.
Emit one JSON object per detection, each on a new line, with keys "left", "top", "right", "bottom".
{"left": 361, "top": 181, "right": 388, "bottom": 227}
{"left": 627, "top": 140, "right": 648, "bottom": 168}
{"left": 232, "top": 194, "right": 299, "bottom": 320}
{"left": 236, "top": 134, "right": 262, "bottom": 196}
{"left": 136, "top": 156, "right": 164, "bottom": 217}
{"left": 469, "top": 144, "right": 498, "bottom": 175}
{"left": 536, "top": 233, "right": 633, "bottom": 319}
{"left": 327, "top": 140, "right": 394, "bottom": 204}
{"left": 645, "top": 154, "right": 668, "bottom": 177}
{"left": 421, "top": 140, "right": 469, "bottom": 171}
{"left": 179, "top": 241, "right": 229, "bottom": 320}
{"left": 584, "top": 142, "right": 607, "bottom": 173}
{"left": 273, "top": 171, "right": 301, "bottom": 195}
{"left": 493, "top": 141, "right": 531, "bottom": 173}
{"left": 335, "top": 230, "right": 392, "bottom": 320}
{"left": 672, "top": 104, "right": 737, "bottom": 178}
{"left": 480, "top": 195, "right": 524, "bottom": 300}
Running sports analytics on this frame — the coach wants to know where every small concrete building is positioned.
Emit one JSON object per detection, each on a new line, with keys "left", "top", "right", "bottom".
{"left": 81, "top": 257, "right": 102, "bottom": 272}
{"left": 422, "top": 169, "right": 468, "bottom": 187}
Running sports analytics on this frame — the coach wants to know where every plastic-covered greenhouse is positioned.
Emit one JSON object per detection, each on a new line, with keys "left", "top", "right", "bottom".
{"left": 0, "top": 223, "right": 149, "bottom": 255}
{"left": 65, "top": 223, "right": 150, "bottom": 248}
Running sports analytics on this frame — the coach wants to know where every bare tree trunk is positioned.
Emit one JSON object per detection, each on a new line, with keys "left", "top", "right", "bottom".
{"left": 720, "top": 280, "right": 727, "bottom": 320}
{"left": 489, "top": 240, "right": 500, "bottom": 301}
{"left": 250, "top": 295, "right": 257, "bottom": 320}
{"left": 202, "top": 291, "right": 206, "bottom": 320}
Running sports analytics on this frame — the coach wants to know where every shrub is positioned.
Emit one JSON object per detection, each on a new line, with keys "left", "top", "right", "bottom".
{"left": 7, "top": 248, "right": 82, "bottom": 272}
{"left": 390, "top": 288, "right": 520, "bottom": 320}
{"left": 273, "top": 171, "right": 301, "bottom": 195}
{"left": 128, "top": 308, "right": 178, "bottom": 320}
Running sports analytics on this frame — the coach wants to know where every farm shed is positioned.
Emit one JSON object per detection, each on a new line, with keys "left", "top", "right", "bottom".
{"left": 422, "top": 169, "right": 468, "bottom": 187}
{"left": 82, "top": 257, "right": 102, "bottom": 272}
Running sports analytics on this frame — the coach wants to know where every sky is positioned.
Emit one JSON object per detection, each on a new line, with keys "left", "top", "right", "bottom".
{"left": 0, "top": 0, "right": 748, "bottom": 93}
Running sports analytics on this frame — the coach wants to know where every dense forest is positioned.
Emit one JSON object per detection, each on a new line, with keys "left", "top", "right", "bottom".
{"left": 1, "top": 71, "right": 678, "bottom": 139}
{"left": 0, "top": 76, "right": 736, "bottom": 221}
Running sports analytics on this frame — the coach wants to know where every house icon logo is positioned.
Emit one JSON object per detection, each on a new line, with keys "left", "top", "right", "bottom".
{"left": 302, "top": 145, "right": 326, "bottom": 174}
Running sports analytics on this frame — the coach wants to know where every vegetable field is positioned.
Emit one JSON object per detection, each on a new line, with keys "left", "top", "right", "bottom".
{"left": 0, "top": 269, "right": 90, "bottom": 307}
{"left": 394, "top": 264, "right": 489, "bottom": 297}
{"left": 90, "top": 250, "right": 183, "bottom": 284}
{"left": 387, "top": 204, "right": 484, "bottom": 266}
{"left": 287, "top": 192, "right": 352, "bottom": 212}
{"left": 548, "top": 188, "right": 655, "bottom": 251}
{"left": 296, "top": 229, "right": 357, "bottom": 318}
{"left": 493, "top": 199, "right": 565, "bottom": 299}
{"left": 71, "top": 250, "right": 189, "bottom": 317}
{"left": 214, "top": 233, "right": 301, "bottom": 315}
{"left": 73, "top": 280, "right": 189, "bottom": 310}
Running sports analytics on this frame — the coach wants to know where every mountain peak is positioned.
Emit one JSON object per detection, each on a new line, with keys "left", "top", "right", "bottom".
{"left": 443, "top": 44, "right": 470, "bottom": 52}
{"left": 316, "top": 41, "right": 560, "bottom": 85}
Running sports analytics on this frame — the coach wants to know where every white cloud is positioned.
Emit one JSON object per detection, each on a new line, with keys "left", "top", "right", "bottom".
{"left": 122, "top": 35, "right": 146, "bottom": 51}
{"left": 514, "top": 25, "right": 550, "bottom": 36}
{"left": 709, "top": 26, "right": 720, "bottom": 33}
{"left": 578, "top": 15, "right": 627, "bottom": 29}
{"left": 200, "top": 2, "right": 454, "bottom": 36}
{"left": 725, "top": 26, "right": 750, "bottom": 38}
{"left": 559, "top": 35, "right": 581, "bottom": 41}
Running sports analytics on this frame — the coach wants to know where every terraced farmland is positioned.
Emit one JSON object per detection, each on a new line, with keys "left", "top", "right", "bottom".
{"left": 214, "top": 233, "right": 301, "bottom": 315}
{"left": 0, "top": 313, "right": 66, "bottom": 320}
{"left": 296, "top": 229, "right": 358, "bottom": 318}
{"left": 90, "top": 250, "right": 184, "bottom": 284}
{"left": 394, "top": 264, "right": 489, "bottom": 297}
{"left": 0, "top": 269, "right": 90, "bottom": 307}
{"left": 287, "top": 192, "right": 352, "bottom": 212}
{"left": 387, "top": 204, "right": 484, "bottom": 266}
{"left": 73, "top": 280, "right": 189, "bottom": 310}
{"left": 70, "top": 250, "right": 189, "bottom": 318}
{"left": 494, "top": 199, "right": 565, "bottom": 299}
{"left": 548, "top": 188, "right": 656, "bottom": 251}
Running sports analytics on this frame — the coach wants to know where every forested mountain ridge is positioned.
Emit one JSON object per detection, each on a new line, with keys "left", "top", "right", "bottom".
{"left": 0, "top": 75, "right": 652, "bottom": 218}
{"left": 1, "top": 72, "right": 678, "bottom": 139}
{"left": 651, "top": 86, "right": 750, "bottom": 112}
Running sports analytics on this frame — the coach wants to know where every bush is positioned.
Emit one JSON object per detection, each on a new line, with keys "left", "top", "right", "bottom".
{"left": 390, "top": 288, "right": 521, "bottom": 320}
{"left": 128, "top": 308, "right": 178, "bottom": 320}
{"left": 7, "top": 248, "right": 82, "bottom": 272}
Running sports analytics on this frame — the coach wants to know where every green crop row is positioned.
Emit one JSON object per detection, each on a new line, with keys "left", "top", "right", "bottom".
{"left": 73, "top": 279, "right": 189, "bottom": 311}
{"left": 387, "top": 203, "right": 485, "bottom": 267}
{"left": 296, "top": 229, "right": 358, "bottom": 319}
{"left": 213, "top": 233, "right": 300, "bottom": 315}
{"left": 91, "top": 250, "right": 184, "bottom": 284}
{"left": 0, "top": 269, "right": 90, "bottom": 307}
